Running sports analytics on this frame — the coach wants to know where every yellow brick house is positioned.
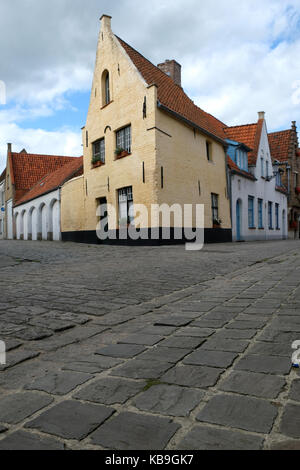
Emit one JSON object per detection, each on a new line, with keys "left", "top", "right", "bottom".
{"left": 61, "top": 15, "right": 232, "bottom": 244}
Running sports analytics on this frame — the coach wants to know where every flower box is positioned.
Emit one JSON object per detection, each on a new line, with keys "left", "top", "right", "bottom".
{"left": 115, "top": 150, "right": 130, "bottom": 159}
{"left": 92, "top": 160, "right": 104, "bottom": 168}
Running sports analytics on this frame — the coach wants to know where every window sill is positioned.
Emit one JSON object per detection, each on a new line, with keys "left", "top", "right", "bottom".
{"left": 248, "top": 227, "right": 256, "bottom": 230}
{"left": 115, "top": 151, "right": 131, "bottom": 160}
{"left": 268, "top": 228, "right": 274, "bottom": 230}
{"left": 101, "top": 101, "right": 114, "bottom": 110}
{"left": 258, "top": 227, "right": 264, "bottom": 230}
{"left": 92, "top": 161, "right": 105, "bottom": 168}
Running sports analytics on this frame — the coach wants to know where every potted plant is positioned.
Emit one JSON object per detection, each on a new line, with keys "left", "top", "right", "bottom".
{"left": 213, "top": 218, "right": 222, "bottom": 228}
{"left": 91, "top": 156, "right": 104, "bottom": 168}
{"left": 115, "top": 147, "right": 130, "bottom": 159}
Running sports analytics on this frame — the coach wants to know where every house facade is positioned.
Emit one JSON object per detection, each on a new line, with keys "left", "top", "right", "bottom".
{"left": 61, "top": 15, "right": 232, "bottom": 245}
{"left": 0, "top": 170, "right": 5, "bottom": 239}
{"left": 3, "top": 144, "right": 81, "bottom": 240}
{"left": 268, "top": 122, "right": 300, "bottom": 239}
{"left": 226, "top": 113, "right": 288, "bottom": 242}
{"left": 13, "top": 157, "right": 83, "bottom": 241}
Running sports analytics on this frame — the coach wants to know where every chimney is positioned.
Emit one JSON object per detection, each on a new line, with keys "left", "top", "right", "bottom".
{"left": 292, "top": 121, "right": 297, "bottom": 131}
{"left": 157, "top": 60, "right": 182, "bottom": 87}
{"left": 258, "top": 111, "right": 265, "bottom": 120}
{"left": 100, "top": 14, "right": 112, "bottom": 32}
{"left": 7, "top": 143, "right": 11, "bottom": 154}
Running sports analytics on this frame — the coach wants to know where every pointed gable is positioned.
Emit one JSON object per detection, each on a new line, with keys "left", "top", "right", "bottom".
{"left": 268, "top": 130, "right": 292, "bottom": 162}
{"left": 116, "top": 36, "right": 227, "bottom": 142}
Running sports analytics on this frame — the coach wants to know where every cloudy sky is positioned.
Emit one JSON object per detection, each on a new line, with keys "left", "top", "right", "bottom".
{"left": 1, "top": 0, "right": 300, "bottom": 172}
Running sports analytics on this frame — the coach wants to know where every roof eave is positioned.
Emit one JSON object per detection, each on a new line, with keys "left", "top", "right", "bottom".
{"left": 157, "top": 102, "right": 227, "bottom": 147}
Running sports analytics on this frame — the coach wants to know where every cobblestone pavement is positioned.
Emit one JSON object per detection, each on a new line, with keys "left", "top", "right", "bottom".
{"left": 0, "top": 239, "right": 299, "bottom": 450}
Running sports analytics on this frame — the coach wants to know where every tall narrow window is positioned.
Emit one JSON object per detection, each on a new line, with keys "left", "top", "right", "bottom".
{"left": 248, "top": 196, "right": 255, "bottom": 228}
{"left": 268, "top": 202, "right": 273, "bottom": 229}
{"left": 211, "top": 193, "right": 219, "bottom": 224}
{"left": 266, "top": 161, "right": 269, "bottom": 179}
{"left": 275, "top": 203, "right": 280, "bottom": 229}
{"left": 206, "top": 141, "right": 212, "bottom": 161}
{"left": 261, "top": 158, "right": 264, "bottom": 177}
{"left": 258, "top": 199, "right": 263, "bottom": 229}
{"left": 105, "top": 73, "right": 110, "bottom": 104}
{"left": 116, "top": 125, "right": 131, "bottom": 154}
{"left": 118, "top": 187, "right": 133, "bottom": 227}
{"left": 101, "top": 70, "right": 111, "bottom": 106}
{"left": 92, "top": 138, "right": 105, "bottom": 164}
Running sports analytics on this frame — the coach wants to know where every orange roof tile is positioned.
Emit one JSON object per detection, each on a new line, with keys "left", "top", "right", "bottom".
{"left": 15, "top": 157, "right": 83, "bottom": 206}
{"left": 116, "top": 36, "right": 227, "bottom": 142}
{"left": 11, "top": 152, "right": 78, "bottom": 194}
{"left": 268, "top": 130, "right": 292, "bottom": 162}
{"left": 224, "top": 120, "right": 263, "bottom": 165}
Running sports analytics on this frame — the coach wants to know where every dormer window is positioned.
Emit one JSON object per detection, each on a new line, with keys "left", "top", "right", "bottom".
{"left": 101, "top": 70, "right": 111, "bottom": 106}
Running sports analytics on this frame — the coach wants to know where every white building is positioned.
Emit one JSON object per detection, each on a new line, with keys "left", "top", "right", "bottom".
{"left": 226, "top": 112, "right": 288, "bottom": 242}
{"left": 13, "top": 157, "right": 83, "bottom": 241}
{"left": 0, "top": 170, "right": 5, "bottom": 240}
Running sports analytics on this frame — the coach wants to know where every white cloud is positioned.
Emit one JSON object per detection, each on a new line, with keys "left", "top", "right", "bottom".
{"left": 1, "top": 0, "right": 300, "bottom": 173}
{"left": 0, "top": 122, "right": 82, "bottom": 171}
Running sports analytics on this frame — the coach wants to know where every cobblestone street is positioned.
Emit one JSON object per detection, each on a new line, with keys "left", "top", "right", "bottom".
{"left": 0, "top": 239, "right": 299, "bottom": 450}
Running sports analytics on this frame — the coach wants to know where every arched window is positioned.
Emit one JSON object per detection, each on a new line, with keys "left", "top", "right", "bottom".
{"left": 102, "top": 70, "right": 110, "bottom": 106}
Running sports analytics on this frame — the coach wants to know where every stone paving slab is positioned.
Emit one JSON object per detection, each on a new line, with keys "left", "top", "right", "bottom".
{"left": 90, "top": 411, "right": 180, "bottom": 450}
{"left": 133, "top": 384, "right": 204, "bottom": 417}
{"left": 219, "top": 370, "right": 286, "bottom": 398}
{"left": 73, "top": 377, "right": 145, "bottom": 405}
{"left": 178, "top": 425, "right": 264, "bottom": 450}
{"left": 25, "top": 400, "right": 115, "bottom": 440}
{"left": 0, "top": 392, "right": 53, "bottom": 424}
{"left": 0, "top": 430, "right": 65, "bottom": 450}
{"left": 24, "top": 371, "right": 93, "bottom": 395}
{"left": 196, "top": 394, "right": 278, "bottom": 433}
{"left": 0, "top": 239, "right": 300, "bottom": 450}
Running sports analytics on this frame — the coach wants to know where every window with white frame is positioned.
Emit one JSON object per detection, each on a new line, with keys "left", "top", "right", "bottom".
{"left": 258, "top": 199, "right": 263, "bottom": 229}
{"left": 116, "top": 125, "right": 131, "bottom": 154}
{"left": 211, "top": 193, "right": 219, "bottom": 224}
{"left": 275, "top": 203, "right": 280, "bottom": 229}
{"left": 261, "top": 158, "right": 264, "bottom": 177}
{"left": 268, "top": 202, "right": 273, "bottom": 229}
{"left": 118, "top": 187, "right": 134, "bottom": 227}
{"left": 248, "top": 196, "right": 255, "bottom": 228}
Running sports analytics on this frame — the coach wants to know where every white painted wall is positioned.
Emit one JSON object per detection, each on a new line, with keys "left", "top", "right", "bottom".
{"left": 6, "top": 199, "right": 13, "bottom": 240}
{"left": 0, "top": 181, "right": 5, "bottom": 240}
{"left": 231, "top": 120, "right": 288, "bottom": 242}
{"left": 13, "top": 189, "right": 61, "bottom": 241}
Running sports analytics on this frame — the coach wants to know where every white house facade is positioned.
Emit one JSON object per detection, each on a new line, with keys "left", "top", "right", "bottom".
{"left": 0, "top": 178, "right": 5, "bottom": 240}
{"left": 226, "top": 113, "right": 288, "bottom": 242}
{"left": 14, "top": 189, "right": 61, "bottom": 241}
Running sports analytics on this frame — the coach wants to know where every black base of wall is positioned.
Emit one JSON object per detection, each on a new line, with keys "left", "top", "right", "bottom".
{"left": 62, "top": 228, "right": 232, "bottom": 245}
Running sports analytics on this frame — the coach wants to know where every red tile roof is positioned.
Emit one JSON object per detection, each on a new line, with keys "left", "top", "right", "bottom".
{"left": 224, "top": 120, "right": 264, "bottom": 165}
{"left": 116, "top": 36, "right": 227, "bottom": 142}
{"left": 268, "top": 130, "right": 292, "bottom": 162}
{"left": 227, "top": 156, "right": 256, "bottom": 180}
{"left": 15, "top": 157, "right": 83, "bottom": 207}
{"left": 9, "top": 151, "right": 79, "bottom": 203}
